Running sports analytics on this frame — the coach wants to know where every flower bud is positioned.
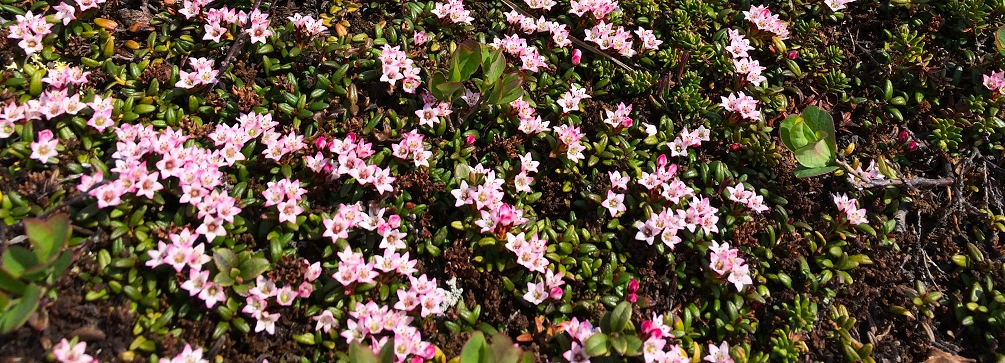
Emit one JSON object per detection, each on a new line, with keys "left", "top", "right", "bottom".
{"left": 906, "top": 140, "right": 918, "bottom": 152}
{"left": 787, "top": 51, "right": 798, "bottom": 60}
{"left": 627, "top": 292, "right": 638, "bottom": 303}
{"left": 315, "top": 136, "right": 327, "bottom": 149}
{"left": 627, "top": 278, "right": 639, "bottom": 294}
{"left": 550, "top": 287, "right": 564, "bottom": 300}
{"left": 898, "top": 130, "right": 909, "bottom": 144}
{"left": 572, "top": 49, "right": 582, "bottom": 65}
{"left": 466, "top": 134, "right": 476, "bottom": 145}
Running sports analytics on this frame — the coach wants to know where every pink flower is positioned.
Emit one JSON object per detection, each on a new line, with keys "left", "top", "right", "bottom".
{"left": 53, "top": 339, "right": 94, "bottom": 363}
{"left": 562, "top": 342, "right": 590, "bottom": 363}
{"left": 255, "top": 311, "right": 281, "bottom": 335}
{"left": 704, "top": 341, "right": 733, "bottom": 363}
{"left": 313, "top": 310, "right": 337, "bottom": 333}
{"left": 275, "top": 285, "right": 297, "bottom": 306}
{"left": 571, "top": 49, "right": 582, "bottom": 65}
{"left": 30, "top": 129, "right": 59, "bottom": 163}
{"left": 602, "top": 190, "right": 626, "bottom": 217}
{"left": 523, "top": 281, "right": 548, "bottom": 305}
{"left": 181, "top": 269, "right": 210, "bottom": 296}
{"left": 305, "top": 261, "right": 322, "bottom": 282}
{"left": 198, "top": 282, "right": 226, "bottom": 308}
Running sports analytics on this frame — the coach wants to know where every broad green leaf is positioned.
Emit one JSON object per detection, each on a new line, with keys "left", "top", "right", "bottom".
{"left": 450, "top": 40, "right": 481, "bottom": 82}
{"left": 801, "top": 106, "right": 837, "bottom": 155}
{"left": 996, "top": 25, "right": 1005, "bottom": 56}
{"left": 378, "top": 336, "right": 396, "bottom": 363}
{"left": 0, "top": 269, "right": 26, "bottom": 296}
{"left": 490, "top": 333, "right": 522, "bottom": 363}
{"left": 609, "top": 301, "right": 632, "bottom": 333}
{"left": 213, "top": 248, "right": 237, "bottom": 274}
{"left": 459, "top": 331, "right": 487, "bottom": 363}
{"left": 238, "top": 256, "right": 271, "bottom": 282}
{"left": 48, "top": 250, "right": 74, "bottom": 283}
{"left": 610, "top": 335, "right": 628, "bottom": 355}
{"left": 622, "top": 335, "right": 643, "bottom": 356}
{"left": 24, "top": 213, "right": 69, "bottom": 261}
{"left": 0, "top": 283, "right": 41, "bottom": 333}
{"left": 793, "top": 165, "right": 840, "bottom": 178}
{"left": 214, "top": 271, "right": 236, "bottom": 287}
{"left": 779, "top": 114, "right": 802, "bottom": 151}
{"left": 2, "top": 247, "right": 40, "bottom": 278}
{"left": 583, "top": 333, "right": 609, "bottom": 357}
{"left": 486, "top": 73, "right": 523, "bottom": 105}
{"left": 482, "top": 48, "right": 506, "bottom": 85}
{"left": 431, "top": 71, "right": 464, "bottom": 101}
{"left": 348, "top": 341, "right": 380, "bottom": 363}
{"left": 794, "top": 136, "right": 835, "bottom": 169}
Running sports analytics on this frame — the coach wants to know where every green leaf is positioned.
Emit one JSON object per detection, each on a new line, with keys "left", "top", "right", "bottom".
{"left": 460, "top": 331, "right": 488, "bottom": 363}
{"left": 378, "top": 336, "right": 396, "bottom": 363}
{"left": 213, "top": 248, "right": 237, "bottom": 274}
{"left": 348, "top": 341, "right": 380, "bottom": 363}
{"left": 779, "top": 115, "right": 805, "bottom": 151}
{"left": 0, "top": 283, "right": 41, "bottom": 333}
{"left": 238, "top": 255, "right": 271, "bottom": 282}
{"left": 482, "top": 48, "right": 506, "bottom": 85}
{"left": 794, "top": 136, "right": 835, "bottom": 168}
{"left": 2, "top": 247, "right": 40, "bottom": 278}
{"left": 622, "top": 335, "right": 643, "bottom": 356}
{"left": 609, "top": 301, "right": 632, "bottom": 333}
{"left": 996, "top": 25, "right": 1005, "bottom": 56}
{"left": 793, "top": 165, "right": 839, "bottom": 178}
{"left": 583, "top": 333, "right": 609, "bottom": 357}
{"left": 801, "top": 106, "right": 837, "bottom": 155}
{"left": 430, "top": 71, "right": 464, "bottom": 101}
{"left": 24, "top": 213, "right": 69, "bottom": 262}
{"left": 610, "top": 335, "right": 628, "bottom": 355}
{"left": 450, "top": 40, "right": 482, "bottom": 82}
{"left": 486, "top": 73, "right": 523, "bottom": 105}
{"left": 490, "top": 333, "right": 522, "bottom": 363}
{"left": 0, "top": 269, "right": 26, "bottom": 296}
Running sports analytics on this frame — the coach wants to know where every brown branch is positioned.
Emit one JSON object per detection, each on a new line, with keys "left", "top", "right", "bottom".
{"left": 835, "top": 160, "right": 953, "bottom": 189}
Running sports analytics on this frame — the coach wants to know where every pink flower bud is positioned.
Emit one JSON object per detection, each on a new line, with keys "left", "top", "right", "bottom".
{"left": 730, "top": 143, "right": 741, "bottom": 151}
{"left": 787, "top": 51, "right": 798, "bottom": 60}
{"left": 298, "top": 281, "right": 314, "bottom": 298}
{"left": 627, "top": 279, "right": 639, "bottom": 294}
{"left": 550, "top": 287, "right": 564, "bottom": 300}
{"left": 898, "top": 130, "right": 909, "bottom": 144}
{"left": 627, "top": 292, "right": 638, "bottom": 303}
{"left": 572, "top": 49, "right": 582, "bottom": 65}
{"left": 466, "top": 134, "right": 476, "bottom": 145}
{"left": 315, "top": 137, "right": 327, "bottom": 149}
{"left": 906, "top": 141, "right": 918, "bottom": 152}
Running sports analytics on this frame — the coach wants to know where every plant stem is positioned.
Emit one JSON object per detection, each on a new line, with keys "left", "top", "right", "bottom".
{"left": 835, "top": 160, "right": 953, "bottom": 189}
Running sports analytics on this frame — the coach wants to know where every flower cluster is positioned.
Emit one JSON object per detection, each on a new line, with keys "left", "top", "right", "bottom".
{"left": 583, "top": 21, "right": 636, "bottom": 57}
{"left": 850, "top": 159, "right": 886, "bottom": 185}
{"left": 505, "top": 232, "right": 549, "bottom": 272}
{"left": 7, "top": 10, "right": 52, "bottom": 55}
{"left": 557, "top": 84, "right": 591, "bottom": 113}
{"left": 392, "top": 130, "right": 433, "bottom": 167}
{"left": 569, "top": 0, "right": 620, "bottom": 20}
{"left": 179, "top": 0, "right": 212, "bottom": 19}
{"left": 719, "top": 92, "right": 761, "bottom": 121}
{"left": 202, "top": 6, "right": 242, "bottom": 42}
{"left": 245, "top": 9, "right": 273, "bottom": 44}
{"left": 513, "top": 152, "right": 540, "bottom": 193}
{"left": 242, "top": 275, "right": 313, "bottom": 334}
{"left": 554, "top": 124, "right": 587, "bottom": 163}
{"left": 523, "top": 269, "right": 565, "bottom": 305}
{"left": 603, "top": 102, "right": 634, "bottom": 130}
{"left": 743, "top": 5, "right": 789, "bottom": 39}
{"left": 262, "top": 178, "right": 306, "bottom": 223}
{"left": 512, "top": 97, "right": 551, "bottom": 134}
{"left": 332, "top": 246, "right": 380, "bottom": 288}
{"left": 983, "top": 70, "right": 1004, "bottom": 96}
{"left": 379, "top": 45, "right": 422, "bottom": 93}
{"left": 395, "top": 274, "right": 449, "bottom": 317}
{"left": 175, "top": 57, "right": 219, "bottom": 89}
{"left": 667, "top": 126, "right": 711, "bottom": 157}
{"left": 53, "top": 339, "right": 96, "bottom": 363}
{"left": 451, "top": 163, "right": 505, "bottom": 211}
{"left": 824, "top": 0, "right": 857, "bottom": 11}
{"left": 476, "top": 203, "right": 528, "bottom": 235}
{"left": 314, "top": 133, "right": 395, "bottom": 194}
{"left": 725, "top": 182, "right": 769, "bottom": 213}
{"left": 415, "top": 92, "right": 453, "bottom": 128}
{"left": 560, "top": 317, "right": 601, "bottom": 363}
{"left": 287, "top": 13, "right": 328, "bottom": 36}
{"left": 489, "top": 34, "right": 550, "bottom": 72}
{"left": 709, "top": 241, "right": 752, "bottom": 292}
{"left": 833, "top": 193, "right": 868, "bottom": 225}
{"left": 158, "top": 344, "right": 210, "bottom": 363}
{"left": 638, "top": 314, "right": 692, "bottom": 363}
{"left": 431, "top": 0, "right": 474, "bottom": 25}
{"left": 342, "top": 301, "right": 437, "bottom": 362}
{"left": 504, "top": 11, "right": 572, "bottom": 48}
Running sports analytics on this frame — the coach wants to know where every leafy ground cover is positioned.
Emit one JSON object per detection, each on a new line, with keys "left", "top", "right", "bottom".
{"left": 1, "top": 0, "right": 1004, "bottom": 361}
